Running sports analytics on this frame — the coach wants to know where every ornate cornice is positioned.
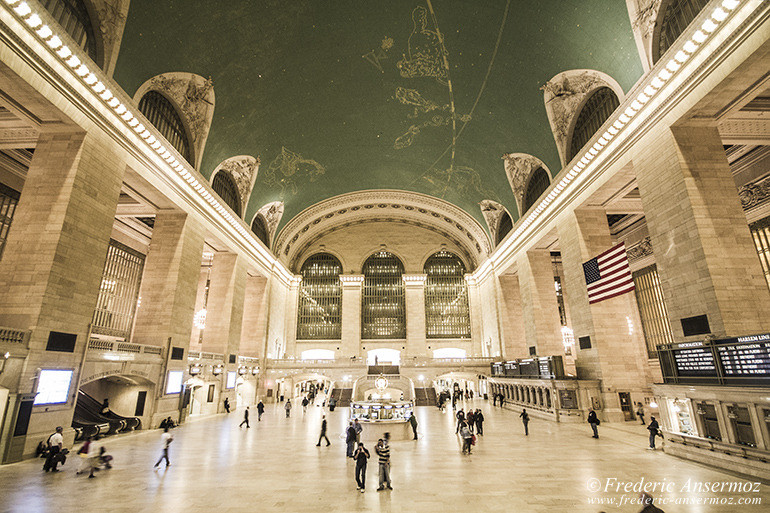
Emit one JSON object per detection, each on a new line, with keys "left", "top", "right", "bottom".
{"left": 256, "top": 200, "right": 284, "bottom": 243}
{"left": 212, "top": 155, "right": 260, "bottom": 218}
{"left": 500, "top": 154, "right": 550, "bottom": 214}
{"left": 626, "top": 236, "right": 653, "bottom": 263}
{"left": 479, "top": 199, "right": 507, "bottom": 243}
{"left": 739, "top": 174, "right": 770, "bottom": 211}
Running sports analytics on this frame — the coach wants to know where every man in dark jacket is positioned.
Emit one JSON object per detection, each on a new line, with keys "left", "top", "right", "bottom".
{"left": 475, "top": 409, "right": 484, "bottom": 435}
{"left": 520, "top": 408, "right": 530, "bottom": 436}
{"left": 587, "top": 409, "right": 600, "bottom": 438}
{"left": 346, "top": 422, "right": 357, "bottom": 457}
{"left": 353, "top": 442, "right": 370, "bottom": 492}
{"left": 647, "top": 416, "right": 660, "bottom": 450}
{"left": 455, "top": 409, "right": 465, "bottom": 433}
{"left": 256, "top": 400, "right": 265, "bottom": 421}
{"left": 316, "top": 415, "right": 331, "bottom": 446}
{"left": 239, "top": 406, "right": 250, "bottom": 428}
{"left": 408, "top": 413, "right": 418, "bottom": 440}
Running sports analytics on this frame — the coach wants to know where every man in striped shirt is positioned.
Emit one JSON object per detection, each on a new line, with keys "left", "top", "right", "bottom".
{"left": 375, "top": 433, "right": 392, "bottom": 491}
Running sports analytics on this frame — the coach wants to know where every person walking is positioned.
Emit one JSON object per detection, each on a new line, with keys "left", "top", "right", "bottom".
{"left": 460, "top": 420, "right": 473, "bottom": 454}
{"left": 153, "top": 427, "right": 173, "bottom": 469}
{"left": 587, "top": 409, "right": 600, "bottom": 439}
{"left": 353, "top": 442, "right": 370, "bottom": 492}
{"left": 285, "top": 399, "right": 292, "bottom": 418}
{"left": 636, "top": 402, "right": 646, "bottom": 425}
{"left": 240, "top": 406, "right": 250, "bottom": 428}
{"left": 467, "top": 410, "right": 475, "bottom": 434}
{"left": 353, "top": 418, "right": 363, "bottom": 442}
{"left": 302, "top": 396, "right": 309, "bottom": 413}
{"left": 475, "top": 409, "right": 484, "bottom": 436}
{"left": 375, "top": 433, "right": 392, "bottom": 491}
{"left": 408, "top": 412, "right": 418, "bottom": 440}
{"left": 647, "top": 416, "right": 660, "bottom": 450}
{"left": 43, "top": 426, "right": 64, "bottom": 472}
{"left": 76, "top": 436, "right": 96, "bottom": 478}
{"left": 224, "top": 397, "right": 231, "bottom": 414}
{"left": 455, "top": 409, "right": 465, "bottom": 434}
{"left": 345, "top": 422, "right": 357, "bottom": 457}
{"left": 316, "top": 415, "right": 331, "bottom": 446}
{"left": 257, "top": 400, "right": 265, "bottom": 421}
{"left": 520, "top": 408, "right": 530, "bottom": 436}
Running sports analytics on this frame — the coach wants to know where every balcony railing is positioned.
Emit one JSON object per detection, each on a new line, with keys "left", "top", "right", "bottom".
{"left": 0, "top": 327, "right": 29, "bottom": 347}
{"left": 188, "top": 351, "right": 225, "bottom": 362}
{"left": 87, "top": 338, "right": 164, "bottom": 357}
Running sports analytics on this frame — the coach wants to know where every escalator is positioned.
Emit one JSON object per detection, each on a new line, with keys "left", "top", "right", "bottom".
{"left": 72, "top": 390, "right": 141, "bottom": 441}
{"left": 414, "top": 387, "right": 437, "bottom": 406}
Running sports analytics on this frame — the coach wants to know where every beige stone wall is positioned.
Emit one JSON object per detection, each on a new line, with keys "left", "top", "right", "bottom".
{"left": 497, "top": 274, "right": 527, "bottom": 359}
{"left": 517, "top": 250, "right": 564, "bottom": 357}
{"left": 239, "top": 275, "right": 269, "bottom": 358}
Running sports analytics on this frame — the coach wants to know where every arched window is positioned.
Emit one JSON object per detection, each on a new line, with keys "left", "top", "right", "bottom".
{"left": 138, "top": 91, "right": 192, "bottom": 164}
{"left": 362, "top": 251, "right": 405, "bottom": 339}
{"left": 297, "top": 253, "right": 342, "bottom": 340}
{"left": 41, "top": 0, "right": 98, "bottom": 64}
{"left": 424, "top": 251, "right": 471, "bottom": 338}
{"left": 496, "top": 212, "right": 512, "bottom": 246}
{"left": 568, "top": 87, "right": 620, "bottom": 162}
{"left": 522, "top": 167, "right": 550, "bottom": 214}
{"left": 251, "top": 214, "right": 269, "bottom": 247}
{"left": 211, "top": 171, "right": 241, "bottom": 217}
{"left": 655, "top": 0, "right": 709, "bottom": 63}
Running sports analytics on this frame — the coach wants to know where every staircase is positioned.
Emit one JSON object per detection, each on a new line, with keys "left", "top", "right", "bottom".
{"left": 414, "top": 387, "right": 437, "bottom": 406}
{"left": 329, "top": 387, "right": 353, "bottom": 407}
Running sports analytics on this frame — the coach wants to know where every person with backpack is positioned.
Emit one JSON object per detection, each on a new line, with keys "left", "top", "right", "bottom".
{"left": 353, "top": 442, "right": 370, "bottom": 492}
{"left": 520, "top": 408, "right": 530, "bottom": 436}
{"left": 460, "top": 420, "right": 473, "bottom": 454}
{"left": 647, "top": 416, "right": 661, "bottom": 450}
{"left": 43, "top": 426, "right": 64, "bottom": 472}
{"left": 587, "top": 409, "right": 600, "bottom": 438}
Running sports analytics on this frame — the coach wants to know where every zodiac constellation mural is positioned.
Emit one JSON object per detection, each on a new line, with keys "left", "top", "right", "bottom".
{"left": 396, "top": 6, "right": 448, "bottom": 85}
{"left": 262, "top": 147, "right": 326, "bottom": 198}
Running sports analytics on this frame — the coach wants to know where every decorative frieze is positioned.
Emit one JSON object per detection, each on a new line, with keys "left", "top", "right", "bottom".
{"left": 479, "top": 200, "right": 507, "bottom": 242}
{"left": 214, "top": 156, "right": 260, "bottom": 217}
{"left": 626, "top": 236, "right": 653, "bottom": 263}
{"left": 738, "top": 174, "right": 770, "bottom": 211}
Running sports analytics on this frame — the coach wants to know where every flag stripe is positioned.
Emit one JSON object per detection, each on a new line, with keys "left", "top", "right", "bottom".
{"left": 583, "top": 242, "right": 635, "bottom": 304}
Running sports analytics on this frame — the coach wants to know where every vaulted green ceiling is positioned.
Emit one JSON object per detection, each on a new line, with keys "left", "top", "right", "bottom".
{"left": 114, "top": 0, "right": 644, "bottom": 234}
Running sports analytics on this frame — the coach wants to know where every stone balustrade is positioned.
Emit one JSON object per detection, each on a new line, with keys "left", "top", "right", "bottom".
{"left": 87, "top": 338, "right": 164, "bottom": 358}
{"left": 0, "top": 327, "right": 29, "bottom": 347}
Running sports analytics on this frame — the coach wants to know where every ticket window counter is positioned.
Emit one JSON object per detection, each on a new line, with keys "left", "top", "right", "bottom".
{"left": 350, "top": 402, "right": 413, "bottom": 422}
{"left": 726, "top": 404, "right": 756, "bottom": 447}
{"left": 695, "top": 402, "right": 722, "bottom": 441}
{"left": 664, "top": 398, "right": 695, "bottom": 436}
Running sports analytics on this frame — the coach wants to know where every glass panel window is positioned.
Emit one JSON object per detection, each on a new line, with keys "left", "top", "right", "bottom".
{"left": 632, "top": 264, "right": 674, "bottom": 358}
{"left": 138, "top": 91, "right": 192, "bottom": 164}
{"left": 750, "top": 217, "right": 770, "bottom": 290}
{"left": 727, "top": 405, "right": 755, "bottom": 447}
{"left": 0, "top": 182, "right": 20, "bottom": 260}
{"left": 211, "top": 171, "right": 242, "bottom": 217}
{"left": 362, "top": 251, "right": 405, "bottom": 339}
{"left": 297, "top": 253, "right": 342, "bottom": 340}
{"left": 696, "top": 402, "right": 721, "bottom": 441}
{"left": 568, "top": 87, "right": 620, "bottom": 162}
{"left": 41, "top": 0, "right": 97, "bottom": 63}
{"left": 496, "top": 212, "right": 512, "bottom": 246}
{"left": 424, "top": 250, "right": 470, "bottom": 338}
{"left": 251, "top": 214, "right": 269, "bottom": 247}
{"left": 656, "top": 0, "right": 710, "bottom": 63}
{"left": 522, "top": 167, "right": 550, "bottom": 214}
{"left": 91, "top": 239, "right": 145, "bottom": 340}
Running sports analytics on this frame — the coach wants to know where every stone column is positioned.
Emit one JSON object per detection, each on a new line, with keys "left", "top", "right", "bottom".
{"left": 239, "top": 274, "right": 269, "bottom": 358}
{"left": 403, "top": 274, "right": 427, "bottom": 357}
{"left": 634, "top": 125, "right": 770, "bottom": 340}
{"left": 283, "top": 276, "right": 301, "bottom": 359}
{"left": 497, "top": 274, "right": 528, "bottom": 359}
{"left": 201, "top": 253, "right": 247, "bottom": 357}
{"left": 188, "top": 266, "right": 210, "bottom": 353}
{"left": 517, "top": 249, "right": 564, "bottom": 358}
{"left": 557, "top": 208, "right": 650, "bottom": 421}
{"left": 0, "top": 132, "right": 127, "bottom": 456}
{"left": 340, "top": 275, "right": 364, "bottom": 358}
{"left": 131, "top": 210, "right": 205, "bottom": 425}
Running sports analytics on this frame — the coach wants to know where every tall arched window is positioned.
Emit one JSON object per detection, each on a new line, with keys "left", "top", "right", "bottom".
{"left": 41, "top": 0, "right": 98, "bottom": 64}
{"left": 211, "top": 171, "right": 241, "bottom": 217}
{"left": 496, "top": 212, "right": 512, "bottom": 246}
{"left": 362, "top": 251, "right": 405, "bottom": 339}
{"left": 251, "top": 214, "right": 269, "bottom": 247}
{"left": 297, "top": 253, "right": 342, "bottom": 340}
{"left": 138, "top": 91, "right": 192, "bottom": 164}
{"left": 522, "top": 167, "right": 550, "bottom": 214}
{"left": 655, "top": 0, "right": 709, "bottom": 63}
{"left": 568, "top": 87, "right": 620, "bottom": 162}
{"left": 424, "top": 251, "right": 470, "bottom": 338}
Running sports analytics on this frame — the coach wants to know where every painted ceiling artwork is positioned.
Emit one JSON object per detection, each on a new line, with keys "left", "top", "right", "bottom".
{"left": 114, "top": 0, "right": 643, "bottom": 233}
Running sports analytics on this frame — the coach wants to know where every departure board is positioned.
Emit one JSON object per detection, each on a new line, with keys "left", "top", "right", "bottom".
{"left": 491, "top": 356, "right": 565, "bottom": 379}
{"left": 717, "top": 338, "right": 770, "bottom": 377}
{"left": 673, "top": 344, "right": 716, "bottom": 377}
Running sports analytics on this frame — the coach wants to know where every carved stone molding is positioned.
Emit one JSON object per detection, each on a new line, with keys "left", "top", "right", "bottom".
{"left": 134, "top": 72, "right": 215, "bottom": 170}
{"left": 90, "top": 0, "right": 130, "bottom": 75}
{"left": 627, "top": 0, "right": 664, "bottom": 70}
{"left": 212, "top": 155, "right": 260, "bottom": 218}
{"left": 627, "top": 236, "right": 653, "bottom": 263}
{"left": 479, "top": 200, "right": 507, "bottom": 243}
{"left": 541, "top": 69, "right": 624, "bottom": 166}
{"left": 257, "top": 200, "right": 284, "bottom": 242}
{"left": 275, "top": 190, "right": 491, "bottom": 268}
{"left": 500, "top": 153, "right": 550, "bottom": 214}
{"left": 739, "top": 174, "right": 770, "bottom": 211}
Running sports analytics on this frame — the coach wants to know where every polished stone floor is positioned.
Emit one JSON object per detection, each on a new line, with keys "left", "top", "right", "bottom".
{"left": 1, "top": 399, "right": 767, "bottom": 513}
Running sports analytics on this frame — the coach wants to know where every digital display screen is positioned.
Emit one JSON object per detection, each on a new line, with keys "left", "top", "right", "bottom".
{"left": 34, "top": 369, "right": 73, "bottom": 405}
{"left": 673, "top": 346, "right": 716, "bottom": 376}
{"left": 226, "top": 371, "right": 236, "bottom": 389}
{"left": 718, "top": 342, "right": 770, "bottom": 377}
{"left": 165, "top": 371, "right": 183, "bottom": 394}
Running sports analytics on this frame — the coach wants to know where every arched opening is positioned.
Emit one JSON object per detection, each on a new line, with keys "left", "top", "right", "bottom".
{"left": 567, "top": 87, "right": 620, "bottom": 162}
{"left": 654, "top": 0, "right": 710, "bottom": 63}
{"left": 41, "top": 0, "right": 99, "bottom": 66}
{"left": 297, "top": 253, "right": 342, "bottom": 340}
{"left": 366, "top": 348, "right": 401, "bottom": 366}
{"left": 424, "top": 250, "right": 470, "bottom": 338}
{"left": 496, "top": 211, "right": 513, "bottom": 246}
{"left": 138, "top": 90, "right": 193, "bottom": 164}
{"left": 76, "top": 374, "right": 151, "bottom": 439}
{"left": 251, "top": 214, "right": 270, "bottom": 247}
{"left": 300, "top": 349, "right": 335, "bottom": 360}
{"left": 432, "top": 348, "right": 467, "bottom": 359}
{"left": 211, "top": 171, "right": 242, "bottom": 217}
{"left": 522, "top": 167, "right": 550, "bottom": 214}
{"left": 362, "top": 251, "right": 405, "bottom": 339}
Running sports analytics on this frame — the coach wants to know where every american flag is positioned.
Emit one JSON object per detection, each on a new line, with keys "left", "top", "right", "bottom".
{"left": 582, "top": 242, "right": 635, "bottom": 304}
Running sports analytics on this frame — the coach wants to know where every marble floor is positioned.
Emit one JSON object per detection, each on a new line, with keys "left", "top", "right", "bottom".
{"left": 0, "top": 399, "right": 767, "bottom": 513}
